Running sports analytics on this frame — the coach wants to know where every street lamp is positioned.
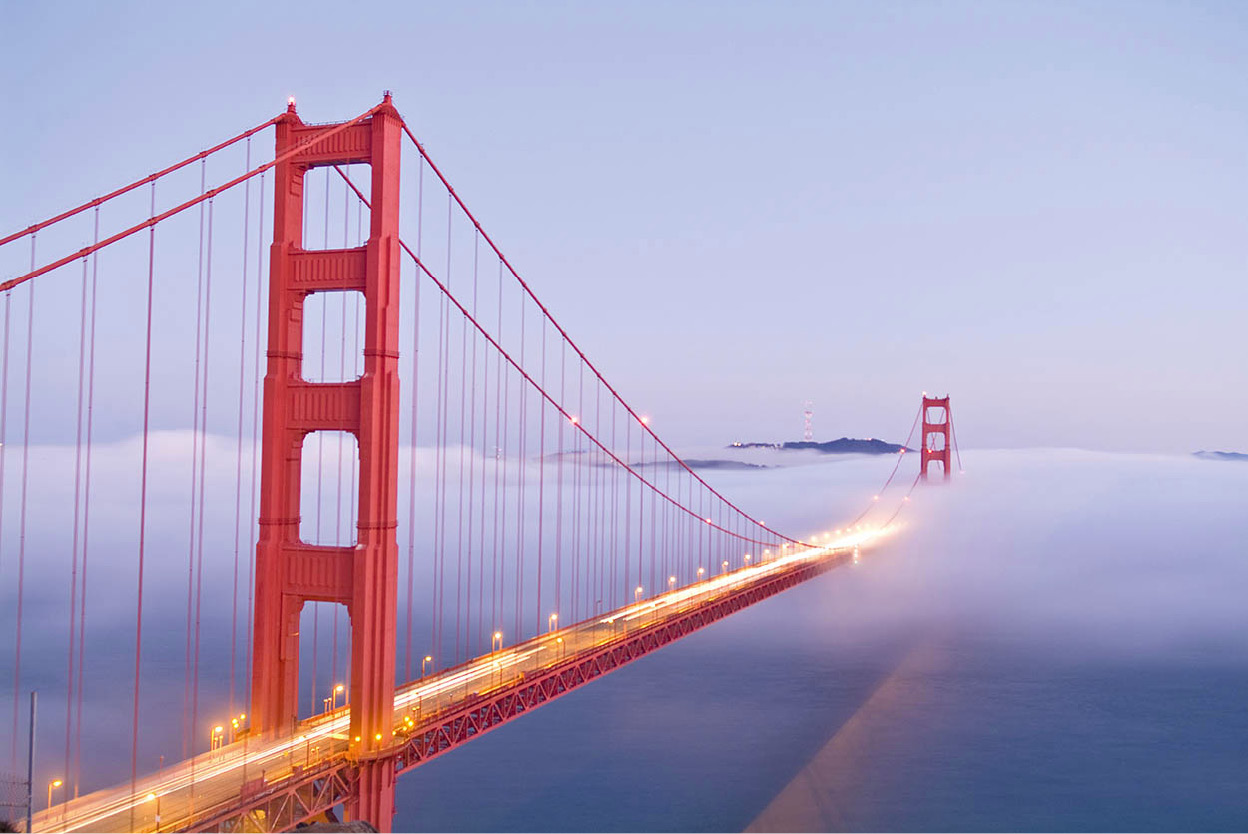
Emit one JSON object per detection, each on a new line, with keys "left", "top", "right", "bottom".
{"left": 696, "top": 566, "right": 705, "bottom": 580}
{"left": 721, "top": 560, "right": 729, "bottom": 575}
{"left": 492, "top": 631, "right": 503, "bottom": 653}
{"left": 331, "top": 683, "right": 345, "bottom": 710}
{"left": 47, "top": 779, "right": 62, "bottom": 811}
{"left": 146, "top": 791, "right": 161, "bottom": 832}
{"left": 548, "top": 612, "right": 558, "bottom": 633}
{"left": 744, "top": 554, "right": 751, "bottom": 566}
{"left": 210, "top": 725, "right": 225, "bottom": 751}
{"left": 634, "top": 586, "right": 643, "bottom": 603}
{"left": 229, "top": 713, "right": 246, "bottom": 741}
{"left": 668, "top": 575, "right": 676, "bottom": 591}
{"left": 422, "top": 655, "right": 433, "bottom": 677}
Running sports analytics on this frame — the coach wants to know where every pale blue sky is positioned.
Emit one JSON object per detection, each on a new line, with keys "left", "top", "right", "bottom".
{"left": 1, "top": 0, "right": 1244, "bottom": 452}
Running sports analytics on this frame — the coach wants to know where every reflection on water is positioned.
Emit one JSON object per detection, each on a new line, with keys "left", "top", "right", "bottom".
{"left": 747, "top": 638, "right": 948, "bottom": 833}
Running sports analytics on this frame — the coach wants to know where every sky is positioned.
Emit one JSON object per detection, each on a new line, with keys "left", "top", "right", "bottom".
{"left": 1, "top": 0, "right": 1245, "bottom": 453}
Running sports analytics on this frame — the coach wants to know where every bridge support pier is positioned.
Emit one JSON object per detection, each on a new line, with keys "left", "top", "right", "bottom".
{"left": 348, "top": 759, "right": 396, "bottom": 831}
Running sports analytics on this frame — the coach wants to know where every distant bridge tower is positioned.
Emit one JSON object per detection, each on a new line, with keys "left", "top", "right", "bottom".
{"left": 251, "top": 95, "right": 403, "bottom": 829}
{"left": 803, "top": 400, "right": 814, "bottom": 442}
{"left": 920, "top": 395, "right": 952, "bottom": 482}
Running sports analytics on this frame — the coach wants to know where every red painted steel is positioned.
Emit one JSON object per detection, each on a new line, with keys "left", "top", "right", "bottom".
{"left": 920, "top": 396, "right": 952, "bottom": 482}
{"left": 251, "top": 94, "right": 403, "bottom": 830}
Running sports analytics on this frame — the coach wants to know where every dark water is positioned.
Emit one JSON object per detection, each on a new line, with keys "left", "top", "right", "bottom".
{"left": 392, "top": 570, "right": 1248, "bottom": 832}
{"left": 393, "top": 451, "right": 1248, "bottom": 832}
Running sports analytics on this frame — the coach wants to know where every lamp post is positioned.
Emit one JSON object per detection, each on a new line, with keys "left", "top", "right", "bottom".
{"left": 210, "top": 725, "right": 225, "bottom": 752}
{"left": 331, "top": 683, "right": 345, "bottom": 710}
{"left": 721, "top": 560, "right": 729, "bottom": 575}
{"left": 146, "top": 792, "right": 161, "bottom": 832}
{"left": 422, "top": 655, "right": 433, "bottom": 677}
{"left": 634, "top": 586, "right": 643, "bottom": 604}
{"left": 548, "top": 612, "right": 558, "bottom": 634}
{"left": 47, "top": 779, "right": 62, "bottom": 812}
{"left": 668, "top": 575, "right": 676, "bottom": 592}
{"left": 696, "top": 566, "right": 704, "bottom": 581}
{"left": 491, "top": 631, "right": 504, "bottom": 688}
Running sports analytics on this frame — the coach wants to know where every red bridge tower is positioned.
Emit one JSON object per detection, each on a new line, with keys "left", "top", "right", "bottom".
{"left": 920, "top": 395, "right": 953, "bottom": 482}
{"left": 251, "top": 95, "right": 403, "bottom": 828}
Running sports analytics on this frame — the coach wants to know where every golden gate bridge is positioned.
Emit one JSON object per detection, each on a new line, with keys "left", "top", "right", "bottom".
{"left": 0, "top": 94, "right": 958, "bottom": 832}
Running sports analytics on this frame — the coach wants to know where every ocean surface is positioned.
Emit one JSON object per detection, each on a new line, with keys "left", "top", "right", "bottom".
{"left": 393, "top": 449, "right": 1248, "bottom": 832}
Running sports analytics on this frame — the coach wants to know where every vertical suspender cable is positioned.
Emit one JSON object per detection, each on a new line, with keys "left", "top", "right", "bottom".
{"left": 405, "top": 158, "right": 424, "bottom": 678}
{"left": 464, "top": 232, "right": 479, "bottom": 656}
{"left": 950, "top": 409, "right": 964, "bottom": 474}
{"left": 555, "top": 340, "right": 565, "bottom": 624}
{"left": 514, "top": 300, "right": 526, "bottom": 644}
{"left": 63, "top": 250, "right": 89, "bottom": 803}
{"left": 475, "top": 244, "right": 489, "bottom": 656}
{"left": 229, "top": 137, "right": 253, "bottom": 720}
{"left": 492, "top": 258, "right": 504, "bottom": 645}
{"left": 10, "top": 235, "right": 35, "bottom": 767}
{"left": 74, "top": 209, "right": 101, "bottom": 795}
{"left": 190, "top": 194, "right": 216, "bottom": 767}
{"left": 455, "top": 263, "right": 468, "bottom": 661}
{"left": 535, "top": 320, "right": 546, "bottom": 635}
{"left": 129, "top": 183, "right": 157, "bottom": 831}
{"left": 245, "top": 171, "right": 266, "bottom": 711}
{"left": 0, "top": 283, "right": 9, "bottom": 768}
{"left": 184, "top": 161, "right": 208, "bottom": 757}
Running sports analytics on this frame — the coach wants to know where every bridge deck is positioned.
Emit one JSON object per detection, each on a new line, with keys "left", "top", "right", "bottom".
{"left": 32, "top": 532, "right": 878, "bottom": 833}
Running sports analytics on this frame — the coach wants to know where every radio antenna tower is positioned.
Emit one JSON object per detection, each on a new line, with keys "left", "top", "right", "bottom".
{"left": 803, "top": 400, "right": 814, "bottom": 442}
